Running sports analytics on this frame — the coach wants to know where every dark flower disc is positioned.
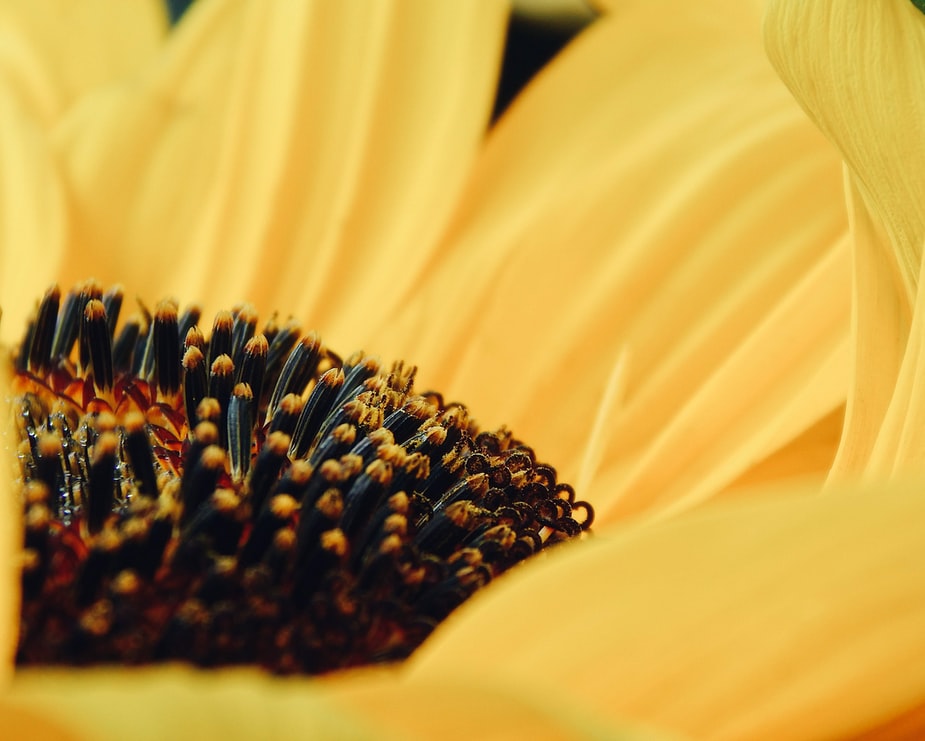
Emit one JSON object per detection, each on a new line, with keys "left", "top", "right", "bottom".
{"left": 11, "top": 282, "right": 592, "bottom": 674}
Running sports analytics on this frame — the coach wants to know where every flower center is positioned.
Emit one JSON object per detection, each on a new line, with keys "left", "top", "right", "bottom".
{"left": 11, "top": 282, "right": 592, "bottom": 674}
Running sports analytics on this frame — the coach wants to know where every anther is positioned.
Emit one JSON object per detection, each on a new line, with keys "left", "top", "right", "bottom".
{"left": 235, "top": 334, "right": 268, "bottom": 407}
{"left": 152, "top": 301, "right": 181, "bottom": 399}
{"left": 263, "top": 318, "right": 301, "bottom": 392}
{"left": 112, "top": 316, "right": 143, "bottom": 375}
{"left": 246, "top": 431, "right": 291, "bottom": 516}
{"left": 27, "top": 284, "right": 60, "bottom": 374}
{"left": 268, "top": 393, "right": 304, "bottom": 437}
{"left": 34, "top": 433, "right": 64, "bottom": 504}
{"left": 230, "top": 304, "right": 258, "bottom": 367}
{"left": 339, "top": 458, "right": 393, "bottom": 539}
{"left": 86, "top": 432, "right": 119, "bottom": 534}
{"left": 184, "top": 325, "right": 205, "bottom": 351}
{"left": 227, "top": 383, "right": 254, "bottom": 481}
{"left": 208, "top": 355, "right": 235, "bottom": 447}
{"left": 179, "top": 444, "right": 226, "bottom": 526}
{"left": 122, "top": 412, "right": 159, "bottom": 499}
{"left": 266, "top": 332, "right": 321, "bottom": 422}
{"left": 239, "top": 493, "right": 297, "bottom": 568}
{"left": 177, "top": 305, "right": 202, "bottom": 351}
{"left": 182, "top": 346, "right": 208, "bottom": 428}
{"left": 80, "top": 299, "right": 114, "bottom": 394}
{"left": 101, "top": 285, "right": 123, "bottom": 337}
{"left": 288, "top": 368, "right": 344, "bottom": 459}
{"left": 307, "top": 423, "right": 357, "bottom": 467}
{"left": 207, "top": 311, "right": 234, "bottom": 372}
{"left": 49, "top": 285, "right": 82, "bottom": 362}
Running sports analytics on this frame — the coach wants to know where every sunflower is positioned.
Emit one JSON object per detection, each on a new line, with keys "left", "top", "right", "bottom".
{"left": 1, "top": 0, "right": 923, "bottom": 738}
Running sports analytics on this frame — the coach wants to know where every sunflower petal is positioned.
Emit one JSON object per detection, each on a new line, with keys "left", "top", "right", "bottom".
{"left": 765, "top": 0, "right": 925, "bottom": 298}
{"left": 0, "top": 355, "right": 18, "bottom": 683}
{"left": 409, "top": 476, "right": 925, "bottom": 739}
{"left": 765, "top": 0, "right": 925, "bottom": 479}
{"left": 372, "top": 0, "right": 847, "bottom": 522}
{"left": 826, "top": 179, "right": 910, "bottom": 479}
{"left": 54, "top": 0, "right": 507, "bottom": 346}
{"left": 5, "top": 665, "right": 677, "bottom": 741}
{"left": 6, "top": 667, "right": 379, "bottom": 741}
{"left": 0, "top": 701, "right": 75, "bottom": 741}
{"left": 0, "top": 0, "right": 166, "bottom": 126}
{"left": 327, "top": 672, "right": 677, "bottom": 741}
{"left": 0, "top": 92, "right": 67, "bottom": 346}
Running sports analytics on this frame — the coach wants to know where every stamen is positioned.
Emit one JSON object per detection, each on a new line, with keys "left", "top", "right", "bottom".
{"left": 12, "top": 283, "right": 592, "bottom": 674}
{"left": 227, "top": 383, "right": 254, "bottom": 481}
{"left": 27, "top": 284, "right": 60, "bottom": 374}
{"left": 80, "top": 299, "right": 114, "bottom": 394}
{"left": 182, "top": 346, "right": 208, "bottom": 426}
{"left": 152, "top": 301, "right": 181, "bottom": 399}
{"left": 266, "top": 333, "right": 321, "bottom": 421}
{"left": 206, "top": 310, "right": 234, "bottom": 372}
{"left": 230, "top": 304, "right": 258, "bottom": 368}
{"left": 235, "top": 334, "right": 268, "bottom": 407}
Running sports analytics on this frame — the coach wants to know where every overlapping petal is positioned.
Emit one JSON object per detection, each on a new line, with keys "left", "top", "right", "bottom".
{"left": 409, "top": 476, "right": 925, "bottom": 739}
{"left": 0, "top": 0, "right": 165, "bottom": 127}
{"left": 54, "top": 0, "right": 507, "bottom": 351}
{"left": 372, "top": 0, "right": 848, "bottom": 523}
{"left": 765, "top": 0, "right": 925, "bottom": 479}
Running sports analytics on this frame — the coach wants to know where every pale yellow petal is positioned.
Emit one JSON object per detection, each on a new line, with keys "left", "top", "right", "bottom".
{"left": 7, "top": 667, "right": 379, "bottom": 741}
{"left": 765, "top": 0, "right": 925, "bottom": 299}
{"left": 0, "top": 353, "right": 18, "bottom": 684}
{"left": 765, "top": 0, "right": 925, "bottom": 479}
{"left": 371, "top": 1, "right": 847, "bottom": 522}
{"left": 0, "top": 91, "right": 67, "bottom": 346}
{"left": 5, "top": 666, "right": 675, "bottom": 741}
{"left": 55, "top": 0, "right": 506, "bottom": 347}
{"left": 866, "top": 238, "right": 925, "bottom": 476}
{"left": 593, "top": 238, "right": 850, "bottom": 523}
{"left": 328, "top": 671, "right": 677, "bottom": 741}
{"left": 0, "top": 0, "right": 166, "bottom": 126}
{"left": 410, "top": 476, "right": 925, "bottom": 739}
{"left": 827, "top": 178, "right": 909, "bottom": 478}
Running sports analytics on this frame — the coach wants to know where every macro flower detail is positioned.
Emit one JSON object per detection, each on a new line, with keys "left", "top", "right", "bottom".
{"left": 11, "top": 282, "right": 591, "bottom": 674}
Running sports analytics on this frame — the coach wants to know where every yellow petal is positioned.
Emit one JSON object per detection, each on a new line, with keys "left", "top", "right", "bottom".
{"left": 372, "top": 0, "right": 848, "bottom": 522}
{"left": 719, "top": 405, "right": 844, "bottom": 501}
{"left": 765, "top": 1, "right": 925, "bottom": 479}
{"left": 328, "top": 671, "right": 676, "bottom": 741}
{"left": 409, "top": 476, "right": 925, "bottom": 739}
{"left": 7, "top": 666, "right": 379, "bottom": 741}
{"left": 827, "top": 178, "right": 910, "bottom": 479}
{"left": 55, "top": 0, "right": 507, "bottom": 348}
{"left": 0, "top": 91, "right": 67, "bottom": 346}
{"left": 4, "top": 665, "right": 676, "bottom": 741}
{"left": 765, "top": 0, "right": 925, "bottom": 299}
{"left": 0, "top": 700, "right": 76, "bottom": 741}
{"left": 0, "top": 353, "right": 18, "bottom": 685}
{"left": 0, "top": 0, "right": 166, "bottom": 126}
